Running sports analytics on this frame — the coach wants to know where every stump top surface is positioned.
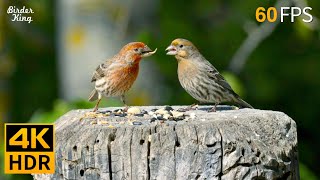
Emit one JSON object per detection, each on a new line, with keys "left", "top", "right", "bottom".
{"left": 56, "top": 105, "right": 292, "bottom": 128}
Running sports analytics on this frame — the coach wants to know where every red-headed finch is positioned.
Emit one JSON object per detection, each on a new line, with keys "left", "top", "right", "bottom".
{"left": 89, "top": 42, "right": 157, "bottom": 112}
{"left": 165, "top": 38, "right": 253, "bottom": 111}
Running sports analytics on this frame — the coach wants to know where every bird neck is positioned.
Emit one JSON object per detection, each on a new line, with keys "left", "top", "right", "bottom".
{"left": 175, "top": 55, "right": 188, "bottom": 63}
{"left": 121, "top": 62, "right": 140, "bottom": 77}
{"left": 131, "top": 54, "right": 142, "bottom": 64}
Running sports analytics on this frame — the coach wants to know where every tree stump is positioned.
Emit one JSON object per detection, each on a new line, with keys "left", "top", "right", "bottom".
{"left": 32, "top": 106, "right": 299, "bottom": 180}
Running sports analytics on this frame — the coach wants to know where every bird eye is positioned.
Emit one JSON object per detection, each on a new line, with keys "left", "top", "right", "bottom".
{"left": 134, "top": 48, "right": 139, "bottom": 52}
{"left": 179, "top": 44, "right": 184, "bottom": 48}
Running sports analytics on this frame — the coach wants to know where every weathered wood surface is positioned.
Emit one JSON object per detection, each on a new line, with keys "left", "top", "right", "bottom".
{"left": 33, "top": 106, "right": 299, "bottom": 180}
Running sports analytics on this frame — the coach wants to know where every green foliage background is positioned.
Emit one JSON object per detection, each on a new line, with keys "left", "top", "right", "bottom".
{"left": 1, "top": 0, "right": 320, "bottom": 179}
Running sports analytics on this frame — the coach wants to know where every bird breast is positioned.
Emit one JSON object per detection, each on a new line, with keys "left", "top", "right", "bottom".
{"left": 96, "top": 64, "right": 139, "bottom": 96}
{"left": 177, "top": 60, "right": 199, "bottom": 88}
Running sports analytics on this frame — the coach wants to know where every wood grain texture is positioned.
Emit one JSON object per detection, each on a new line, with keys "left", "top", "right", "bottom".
{"left": 33, "top": 106, "right": 299, "bottom": 180}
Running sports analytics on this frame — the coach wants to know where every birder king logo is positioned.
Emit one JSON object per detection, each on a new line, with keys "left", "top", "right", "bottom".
{"left": 7, "top": 6, "right": 34, "bottom": 23}
{"left": 4, "top": 124, "right": 55, "bottom": 174}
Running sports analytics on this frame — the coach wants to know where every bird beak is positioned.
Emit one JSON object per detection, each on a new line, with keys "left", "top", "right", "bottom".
{"left": 165, "top": 45, "right": 177, "bottom": 55}
{"left": 141, "top": 46, "right": 157, "bottom": 57}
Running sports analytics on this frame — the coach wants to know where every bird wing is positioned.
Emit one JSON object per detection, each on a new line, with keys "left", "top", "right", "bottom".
{"left": 205, "top": 61, "right": 238, "bottom": 96}
{"left": 91, "top": 58, "right": 113, "bottom": 82}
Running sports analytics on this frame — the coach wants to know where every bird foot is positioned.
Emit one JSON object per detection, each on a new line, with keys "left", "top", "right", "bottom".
{"left": 123, "top": 106, "right": 129, "bottom": 112}
{"left": 207, "top": 105, "right": 217, "bottom": 112}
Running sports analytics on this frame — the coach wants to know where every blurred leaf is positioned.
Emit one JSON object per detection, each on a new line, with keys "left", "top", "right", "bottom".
{"left": 294, "top": 18, "right": 313, "bottom": 41}
{"left": 221, "top": 71, "right": 245, "bottom": 96}
{"left": 29, "top": 98, "right": 124, "bottom": 123}
{"left": 136, "top": 31, "right": 152, "bottom": 43}
{"left": 29, "top": 100, "right": 70, "bottom": 123}
{"left": 300, "top": 163, "right": 318, "bottom": 180}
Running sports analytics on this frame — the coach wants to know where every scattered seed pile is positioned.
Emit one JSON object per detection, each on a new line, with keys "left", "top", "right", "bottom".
{"left": 81, "top": 106, "right": 197, "bottom": 126}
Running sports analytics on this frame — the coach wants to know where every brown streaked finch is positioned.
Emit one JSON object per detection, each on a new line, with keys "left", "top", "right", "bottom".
{"left": 165, "top": 38, "right": 253, "bottom": 111}
{"left": 88, "top": 42, "right": 157, "bottom": 112}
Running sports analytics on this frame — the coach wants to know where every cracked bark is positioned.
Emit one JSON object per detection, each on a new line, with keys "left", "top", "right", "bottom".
{"left": 32, "top": 106, "right": 299, "bottom": 180}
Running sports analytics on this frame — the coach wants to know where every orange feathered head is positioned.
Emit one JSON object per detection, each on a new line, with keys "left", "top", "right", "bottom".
{"left": 119, "top": 42, "right": 157, "bottom": 63}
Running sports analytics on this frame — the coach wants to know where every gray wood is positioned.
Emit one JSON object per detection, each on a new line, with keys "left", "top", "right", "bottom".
{"left": 32, "top": 106, "right": 299, "bottom": 180}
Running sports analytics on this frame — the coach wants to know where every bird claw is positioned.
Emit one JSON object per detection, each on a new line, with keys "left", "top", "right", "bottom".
{"left": 207, "top": 105, "right": 217, "bottom": 112}
{"left": 123, "top": 106, "right": 129, "bottom": 112}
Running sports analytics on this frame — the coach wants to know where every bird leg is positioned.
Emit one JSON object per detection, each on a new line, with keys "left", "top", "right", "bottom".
{"left": 120, "top": 95, "right": 129, "bottom": 112}
{"left": 208, "top": 103, "right": 218, "bottom": 112}
{"left": 123, "top": 105, "right": 129, "bottom": 112}
{"left": 93, "top": 98, "right": 102, "bottom": 112}
{"left": 190, "top": 103, "right": 199, "bottom": 110}
{"left": 120, "top": 95, "right": 126, "bottom": 105}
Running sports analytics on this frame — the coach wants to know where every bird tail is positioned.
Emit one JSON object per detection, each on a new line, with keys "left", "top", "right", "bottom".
{"left": 234, "top": 98, "right": 253, "bottom": 109}
{"left": 88, "top": 89, "right": 98, "bottom": 102}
